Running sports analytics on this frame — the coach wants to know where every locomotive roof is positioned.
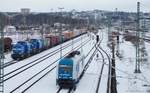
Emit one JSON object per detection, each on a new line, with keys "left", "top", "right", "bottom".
{"left": 66, "top": 51, "right": 80, "bottom": 58}
{"left": 17, "top": 41, "right": 28, "bottom": 44}
{"left": 59, "top": 51, "right": 84, "bottom": 66}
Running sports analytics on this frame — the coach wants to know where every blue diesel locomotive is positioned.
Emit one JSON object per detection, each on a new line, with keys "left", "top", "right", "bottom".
{"left": 29, "top": 39, "right": 43, "bottom": 53}
{"left": 11, "top": 39, "right": 45, "bottom": 60}
{"left": 56, "top": 51, "right": 85, "bottom": 89}
{"left": 11, "top": 41, "right": 33, "bottom": 60}
{"left": 11, "top": 38, "right": 52, "bottom": 60}
{"left": 11, "top": 30, "right": 87, "bottom": 60}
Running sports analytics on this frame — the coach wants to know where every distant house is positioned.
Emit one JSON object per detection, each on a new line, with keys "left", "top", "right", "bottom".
{"left": 21, "top": 8, "right": 30, "bottom": 15}
{"left": 3, "top": 25, "right": 16, "bottom": 34}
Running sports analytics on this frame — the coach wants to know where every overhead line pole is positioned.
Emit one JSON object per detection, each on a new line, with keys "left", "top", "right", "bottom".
{"left": 0, "top": 13, "right": 4, "bottom": 93}
{"left": 135, "top": 2, "right": 141, "bottom": 73}
{"left": 58, "top": 7, "right": 64, "bottom": 59}
{"left": 71, "top": 11, "right": 74, "bottom": 51}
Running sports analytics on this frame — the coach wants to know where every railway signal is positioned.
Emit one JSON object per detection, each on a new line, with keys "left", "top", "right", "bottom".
{"left": 96, "top": 35, "right": 99, "bottom": 43}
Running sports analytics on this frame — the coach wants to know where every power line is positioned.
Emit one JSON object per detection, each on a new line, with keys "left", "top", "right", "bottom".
{"left": 140, "top": 3, "right": 150, "bottom": 12}
{"left": 97, "top": 59, "right": 150, "bottom": 84}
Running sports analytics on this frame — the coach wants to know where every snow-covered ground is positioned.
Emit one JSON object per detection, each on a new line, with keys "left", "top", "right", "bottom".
{"left": 4, "top": 33, "right": 91, "bottom": 93}
{"left": 116, "top": 33, "right": 150, "bottom": 93}
{"left": 23, "top": 29, "right": 110, "bottom": 93}
{"left": 4, "top": 28, "right": 150, "bottom": 93}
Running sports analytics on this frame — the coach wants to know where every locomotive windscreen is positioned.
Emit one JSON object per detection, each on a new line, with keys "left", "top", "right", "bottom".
{"left": 59, "top": 65, "right": 72, "bottom": 72}
{"left": 58, "top": 58, "right": 73, "bottom": 78}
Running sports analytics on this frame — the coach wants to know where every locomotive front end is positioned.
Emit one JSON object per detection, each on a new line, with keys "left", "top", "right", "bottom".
{"left": 57, "top": 58, "right": 74, "bottom": 88}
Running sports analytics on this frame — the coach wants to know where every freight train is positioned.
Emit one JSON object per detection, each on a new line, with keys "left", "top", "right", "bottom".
{"left": 11, "top": 29, "right": 87, "bottom": 60}
{"left": 56, "top": 51, "right": 85, "bottom": 89}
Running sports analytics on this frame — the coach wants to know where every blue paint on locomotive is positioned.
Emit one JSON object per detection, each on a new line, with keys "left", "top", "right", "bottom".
{"left": 11, "top": 41, "right": 33, "bottom": 60}
{"left": 30, "top": 39, "right": 43, "bottom": 50}
{"left": 17, "top": 41, "right": 32, "bottom": 53}
{"left": 57, "top": 51, "right": 84, "bottom": 89}
{"left": 58, "top": 58, "right": 73, "bottom": 79}
{"left": 12, "top": 44, "right": 24, "bottom": 54}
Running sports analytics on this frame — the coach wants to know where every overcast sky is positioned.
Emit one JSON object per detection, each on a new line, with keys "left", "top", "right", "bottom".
{"left": 0, "top": 0, "right": 150, "bottom": 12}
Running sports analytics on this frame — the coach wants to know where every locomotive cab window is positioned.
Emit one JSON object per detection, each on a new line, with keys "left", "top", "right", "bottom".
{"left": 59, "top": 65, "right": 72, "bottom": 71}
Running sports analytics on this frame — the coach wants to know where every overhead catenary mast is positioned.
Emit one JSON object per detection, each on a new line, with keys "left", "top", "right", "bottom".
{"left": 135, "top": 2, "right": 141, "bottom": 73}
{"left": 58, "top": 7, "right": 64, "bottom": 59}
{"left": 71, "top": 10, "right": 74, "bottom": 51}
{"left": 0, "top": 13, "right": 4, "bottom": 93}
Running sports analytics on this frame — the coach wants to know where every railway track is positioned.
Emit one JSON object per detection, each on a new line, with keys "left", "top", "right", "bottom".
{"left": 3, "top": 36, "right": 90, "bottom": 83}
{"left": 56, "top": 44, "right": 97, "bottom": 93}
{"left": 3, "top": 34, "right": 87, "bottom": 69}
{"left": 56, "top": 30, "right": 111, "bottom": 93}
{"left": 94, "top": 45, "right": 111, "bottom": 93}
{"left": 2, "top": 60, "right": 17, "bottom": 68}
{"left": 8, "top": 35, "right": 92, "bottom": 93}
{"left": 20, "top": 39, "right": 94, "bottom": 93}
{"left": 94, "top": 30, "right": 109, "bottom": 93}
{"left": 56, "top": 87, "right": 74, "bottom": 93}
{"left": 92, "top": 30, "right": 111, "bottom": 93}
{"left": 7, "top": 32, "right": 110, "bottom": 93}
{"left": 95, "top": 45, "right": 105, "bottom": 93}
{"left": 56, "top": 87, "right": 62, "bottom": 93}
{"left": 79, "top": 30, "right": 111, "bottom": 93}
{"left": 143, "top": 38, "right": 150, "bottom": 44}
{"left": 2, "top": 34, "right": 86, "bottom": 68}
{"left": 4, "top": 41, "right": 71, "bottom": 69}
{"left": 99, "top": 46, "right": 112, "bottom": 93}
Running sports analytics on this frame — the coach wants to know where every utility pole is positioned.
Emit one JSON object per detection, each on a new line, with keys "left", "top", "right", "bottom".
{"left": 135, "top": 2, "right": 141, "bottom": 73}
{"left": 0, "top": 14, "right": 4, "bottom": 93}
{"left": 94, "top": 11, "right": 97, "bottom": 27}
{"left": 23, "top": 14, "right": 27, "bottom": 40}
{"left": 115, "top": 8, "right": 121, "bottom": 58}
{"left": 58, "top": 7, "right": 64, "bottom": 59}
{"left": 41, "top": 24, "right": 44, "bottom": 39}
{"left": 115, "top": 8, "right": 120, "bottom": 44}
{"left": 80, "top": 19, "right": 83, "bottom": 52}
{"left": 107, "top": 16, "right": 111, "bottom": 43}
{"left": 50, "top": 8, "right": 53, "bottom": 33}
{"left": 141, "top": 15, "right": 146, "bottom": 40}
{"left": 70, "top": 10, "right": 74, "bottom": 51}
